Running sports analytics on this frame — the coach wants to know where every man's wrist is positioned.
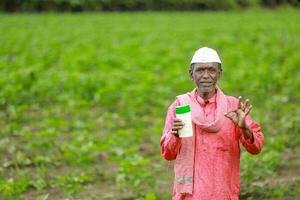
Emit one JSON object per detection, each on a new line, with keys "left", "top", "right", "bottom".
{"left": 241, "top": 125, "right": 254, "bottom": 143}
{"left": 240, "top": 123, "right": 249, "bottom": 130}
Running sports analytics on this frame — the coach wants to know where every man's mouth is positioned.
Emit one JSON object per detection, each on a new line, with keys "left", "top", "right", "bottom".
{"left": 199, "top": 82, "right": 213, "bottom": 86}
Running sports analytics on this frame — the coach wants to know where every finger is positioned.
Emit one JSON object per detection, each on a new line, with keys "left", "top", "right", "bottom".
{"left": 173, "top": 121, "right": 185, "bottom": 126}
{"left": 172, "top": 125, "right": 184, "bottom": 130}
{"left": 173, "top": 123, "right": 184, "bottom": 128}
{"left": 244, "top": 99, "right": 250, "bottom": 111}
{"left": 238, "top": 96, "right": 242, "bottom": 109}
{"left": 226, "top": 115, "right": 238, "bottom": 125}
{"left": 172, "top": 125, "right": 183, "bottom": 129}
{"left": 245, "top": 105, "right": 252, "bottom": 116}
{"left": 245, "top": 99, "right": 250, "bottom": 107}
{"left": 225, "top": 112, "right": 237, "bottom": 123}
{"left": 244, "top": 102, "right": 252, "bottom": 113}
{"left": 225, "top": 113, "right": 235, "bottom": 122}
{"left": 174, "top": 120, "right": 184, "bottom": 124}
{"left": 174, "top": 118, "right": 183, "bottom": 122}
{"left": 225, "top": 110, "right": 235, "bottom": 118}
{"left": 224, "top": 109, "right": 237, "bottom": 116}
{"left": 225, "top": 111, "right": 238, "bottom": 123}
{"left": 171, "top": 130, "right": 179, "bottom": 136}
{"left": 241, "top": 97, "right": 247, "bottom": 111}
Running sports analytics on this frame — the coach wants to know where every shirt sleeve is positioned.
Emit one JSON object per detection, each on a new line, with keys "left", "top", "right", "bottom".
{"left": 238, "top": 115, "right": 264, "bottom": 155}
{"left": 160, "top": 99, "right": 182, "bottom": 161}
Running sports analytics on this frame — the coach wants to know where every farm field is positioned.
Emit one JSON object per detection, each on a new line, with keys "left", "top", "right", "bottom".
{"left": 0, "top": 8, "right": 300, "bottom": 200}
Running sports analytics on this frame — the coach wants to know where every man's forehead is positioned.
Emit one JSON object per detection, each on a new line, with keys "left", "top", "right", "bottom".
{"left": 193, "top": 62, "right": 218, "bottom": 68}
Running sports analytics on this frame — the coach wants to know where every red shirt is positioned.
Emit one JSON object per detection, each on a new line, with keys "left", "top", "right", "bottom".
{"left": 161, "top": 93, "right": 264, "bottom": 200}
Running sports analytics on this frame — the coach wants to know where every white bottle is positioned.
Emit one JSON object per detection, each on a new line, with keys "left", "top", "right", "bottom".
{"left": 175, "top": 104, "right": 193, "bottom": 138}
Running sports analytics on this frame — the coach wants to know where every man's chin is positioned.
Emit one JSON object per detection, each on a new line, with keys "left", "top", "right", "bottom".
{"left": 198, "top": 86, "right": 213, "bottom": 93}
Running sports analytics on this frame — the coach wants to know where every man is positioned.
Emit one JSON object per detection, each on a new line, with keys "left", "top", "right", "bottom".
{"left": 160, "top": 47, "right": 264, "bottom": 200}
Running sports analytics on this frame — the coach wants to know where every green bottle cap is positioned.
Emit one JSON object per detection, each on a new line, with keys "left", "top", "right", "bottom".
{"left": 176, "top": 104, "right": 191, "bottom": 114}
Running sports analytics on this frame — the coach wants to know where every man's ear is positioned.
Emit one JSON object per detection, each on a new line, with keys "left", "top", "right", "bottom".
{"left": 189, "top": 66, "right": 193, "bottom": 80}
{"left": 217, "top": 64, "right": 222, "bottom": 80}
{"left": 218, "top": 70, "right": 222, "bottom": 80}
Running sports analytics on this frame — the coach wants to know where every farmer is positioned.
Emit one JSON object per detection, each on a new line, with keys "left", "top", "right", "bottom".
{"left": 160, "top": 47, "right": 264, "bottom": 200}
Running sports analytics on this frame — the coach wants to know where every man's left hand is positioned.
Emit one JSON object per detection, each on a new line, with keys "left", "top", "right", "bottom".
{"left": 224, "top": 96, "right": 254, "bottom": 141}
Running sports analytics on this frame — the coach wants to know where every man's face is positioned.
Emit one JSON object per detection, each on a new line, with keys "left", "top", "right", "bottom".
{"left": 189, "top": 62, "right": 221, "bottom": 93}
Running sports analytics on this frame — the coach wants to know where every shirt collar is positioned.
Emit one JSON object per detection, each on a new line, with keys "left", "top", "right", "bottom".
{"left": 193, "top": 88, "right": 217, "bottom": 105}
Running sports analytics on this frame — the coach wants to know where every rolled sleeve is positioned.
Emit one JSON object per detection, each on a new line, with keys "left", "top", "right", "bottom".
{"left": 160, "top": 99, "right": 182, "bottom": 160}
{"left": 239, "top": 115, "right": 264, "bottom": 155}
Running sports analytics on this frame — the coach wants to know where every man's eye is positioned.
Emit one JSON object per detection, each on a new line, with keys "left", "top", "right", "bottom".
{"left": 209, "top": 68, "right": 216, "bottom": 73}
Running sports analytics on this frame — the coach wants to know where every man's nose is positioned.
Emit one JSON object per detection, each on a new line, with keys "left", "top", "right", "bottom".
{"left": 202, "top": 69, "right": 210, "bottom": 78}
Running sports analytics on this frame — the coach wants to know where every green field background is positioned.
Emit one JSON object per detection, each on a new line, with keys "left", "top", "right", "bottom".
{"left": 0, "top": 8, "right": 300, "bottom": 200}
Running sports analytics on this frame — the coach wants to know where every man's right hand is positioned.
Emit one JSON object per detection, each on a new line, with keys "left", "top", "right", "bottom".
{"left": 171, "top": 119, "right": 184, "bottom": 137}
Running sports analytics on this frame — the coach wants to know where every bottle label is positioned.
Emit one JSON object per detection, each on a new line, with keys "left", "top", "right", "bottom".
{"left": 176, "top": 105, "right": 193, "bottom": 138}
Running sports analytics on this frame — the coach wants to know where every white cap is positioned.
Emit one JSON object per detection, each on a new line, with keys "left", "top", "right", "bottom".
{"left": 190, "top": 47, "right": 222, "bottom": 64}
